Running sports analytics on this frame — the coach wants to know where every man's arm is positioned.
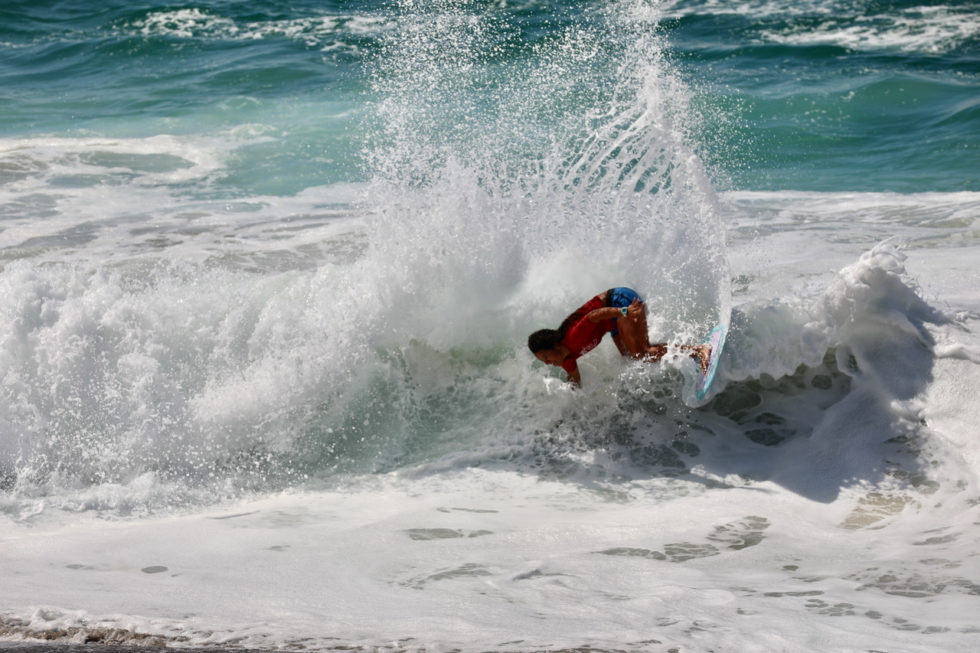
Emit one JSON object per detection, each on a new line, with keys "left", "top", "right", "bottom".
{"left": 585, "top": 306, "right": 625, "bottom": 323}
{"left": 565, "top": 363, "right": 581, "bottom": 387}
{"left": 586, "top": 298, "right": 643, "bottom": 324}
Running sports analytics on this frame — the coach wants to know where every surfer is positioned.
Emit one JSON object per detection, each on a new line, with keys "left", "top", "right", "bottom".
{"left": 528, "top": 287, "right": 710, "bottom": 387}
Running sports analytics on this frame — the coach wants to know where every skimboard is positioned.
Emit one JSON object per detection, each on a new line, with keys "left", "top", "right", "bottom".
{"left": 694, "top": 323, "right": 727, "bottom": 401}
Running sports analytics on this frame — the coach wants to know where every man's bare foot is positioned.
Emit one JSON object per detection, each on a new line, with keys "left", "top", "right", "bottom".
{"left": 646, "top": 343, "right": 668, "bottom": 361}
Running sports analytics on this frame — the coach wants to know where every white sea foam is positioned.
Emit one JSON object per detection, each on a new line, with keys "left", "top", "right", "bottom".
{"left": 136, "top": 8, "right": 239, "bottom": 39}
{"left": 759, "top": 5, "right": 980, "bottom": 54}
{"left": 130, "top": 8, "right": 390, "bottom": 48}
{"left": 661, "top": 0, "right": 837, "bottom": 19}
{"left": 0, "top": 131, "right": 363, "bottom": 268}
{"left": 660, "top": 1, "right": 980, "bottom": 54}
{"left": 2, "top": 125, "right": 978, "bottom": 653}
{"left": 3, "top": 354, "right": 979, "bottom": 649}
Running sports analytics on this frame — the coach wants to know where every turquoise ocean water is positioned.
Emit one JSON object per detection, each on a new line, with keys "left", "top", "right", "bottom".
{"left": 2, "top": 0, "right": 976, "bottom": 195}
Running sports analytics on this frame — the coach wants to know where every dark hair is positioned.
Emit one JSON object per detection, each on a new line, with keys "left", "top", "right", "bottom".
{"left": 528, "top": 329, "right": 561, "bottom": 353}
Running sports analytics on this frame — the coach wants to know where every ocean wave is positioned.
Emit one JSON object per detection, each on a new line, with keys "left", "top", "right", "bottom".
{"left": 128, "top": 7, "right": 389, "bottom": 49}
{"left": 662, "top": 0, "right": 838, "bottom": 19}
{"left": 725, "top": 190, "right": 980, "bottom": 231}
{"left": 2, "top": 2, "right": 975, "bottom": 521}
{"left": 0, "top": 235, "right": 963, "bottom": 519}
{"left": 661, "top": 0, "right": 979, "bottom": 55}
{"left": 0, "top": 5, "right": 390, "bottom": 57}
{"left": 758, "top": 5, "right": 980, "bottom": 54}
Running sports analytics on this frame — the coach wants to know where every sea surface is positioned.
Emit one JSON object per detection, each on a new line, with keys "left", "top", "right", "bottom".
{"left": 1, "top": 1, "right": 979, "bottom": 651}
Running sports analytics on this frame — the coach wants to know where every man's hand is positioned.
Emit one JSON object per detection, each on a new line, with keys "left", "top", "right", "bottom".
{"left": 625, "top": 298, "right": 644, "bottom": 321}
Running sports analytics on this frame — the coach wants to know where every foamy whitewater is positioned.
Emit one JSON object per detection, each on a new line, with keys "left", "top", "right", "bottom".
{"left": 2, "top": 1, "right": 979, "bottom": 651}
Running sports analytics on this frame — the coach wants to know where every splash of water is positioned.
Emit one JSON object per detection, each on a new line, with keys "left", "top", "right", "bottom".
{"left": 363, "top": 0, "right": 728, "bottom": 343}
{"left": 0, "top": 0, "right": 729, "bottom": 513}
